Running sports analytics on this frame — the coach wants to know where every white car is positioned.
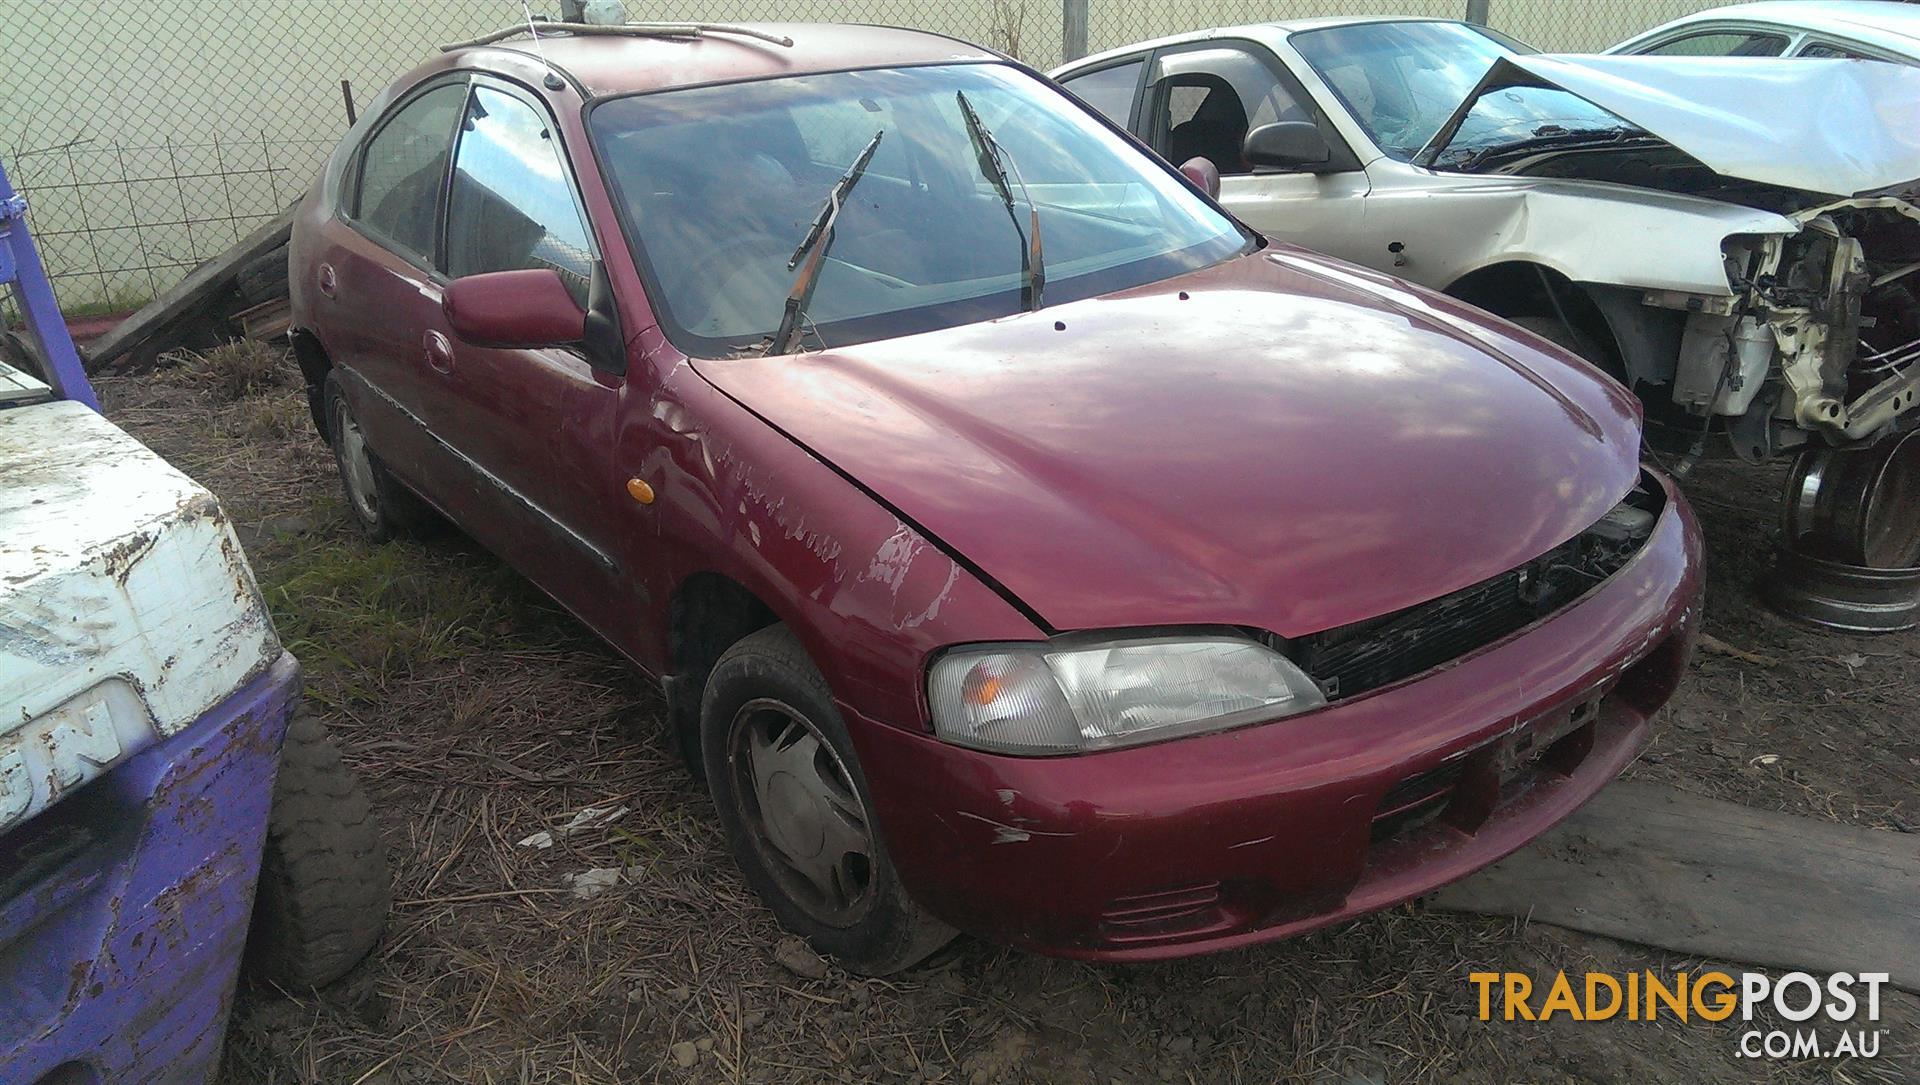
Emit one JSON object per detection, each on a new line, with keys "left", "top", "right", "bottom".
{"left": 1050, "top": 18, "right": 1920, "bottom": 483}
{"left": 1610, "top": 0, "right": 1920, "bottom": 64}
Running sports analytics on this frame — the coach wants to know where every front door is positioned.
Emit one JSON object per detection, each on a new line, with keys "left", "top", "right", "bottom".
{"left": 430, "top": 78, "right": 635, "bottom": 640}
{"left": 1140, "top": 41, "right": 1371, "bottom": 260}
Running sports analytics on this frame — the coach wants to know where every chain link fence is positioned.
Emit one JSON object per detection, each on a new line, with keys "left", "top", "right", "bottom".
{"left": 4, "top": 0, "right": 1738, "bottom": 314}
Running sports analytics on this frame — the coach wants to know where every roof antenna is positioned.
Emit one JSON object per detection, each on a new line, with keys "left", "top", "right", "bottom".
{"left": 519, "top": 1, "right": 567, "bottom": 90}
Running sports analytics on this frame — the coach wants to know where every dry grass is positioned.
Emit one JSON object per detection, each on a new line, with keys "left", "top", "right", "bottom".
{"left": 91, "top": 341, "right": 1918, "bottom": 1085}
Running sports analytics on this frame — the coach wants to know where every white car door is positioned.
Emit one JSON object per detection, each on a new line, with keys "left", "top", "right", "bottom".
{"left": 1140, "top": 41, "right": 1371, "bottom": 261}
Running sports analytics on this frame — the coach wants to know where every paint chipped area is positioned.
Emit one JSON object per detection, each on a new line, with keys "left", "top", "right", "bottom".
{"left": 712, "top": 440, "right": 849, "bottom": 587}
{"left": 0, "top": 400, "right": 280, "bottom": 746}
{"left": 859, "top": 522, "right": 962, "bottom": 630}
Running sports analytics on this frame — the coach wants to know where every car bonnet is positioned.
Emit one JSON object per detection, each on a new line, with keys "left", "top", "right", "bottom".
{"left": 1421, "top": 53, "right": 1920, "bottom": 198}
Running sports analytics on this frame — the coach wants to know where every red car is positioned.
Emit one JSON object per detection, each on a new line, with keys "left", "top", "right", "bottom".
{"left": 288, "top": 22, "right": 1701, "bottom": 973}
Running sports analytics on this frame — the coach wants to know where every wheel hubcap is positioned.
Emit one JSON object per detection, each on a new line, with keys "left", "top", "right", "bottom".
{"left": 334, "top": 401, "right": 379, "bottom": 523}
{"left": 729, "top": 698, "right": 875, "bottom": 926}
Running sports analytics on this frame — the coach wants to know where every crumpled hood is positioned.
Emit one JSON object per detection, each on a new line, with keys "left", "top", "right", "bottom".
{"left": 693, "top": 249, "right": 1643, "bottom": 636}
{"left": 1441, "top": 54, "right": 1920, "bottom": 198}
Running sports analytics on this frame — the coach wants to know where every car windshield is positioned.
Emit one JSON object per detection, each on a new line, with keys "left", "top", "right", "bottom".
{"left": 1287, "top": 20, "right": 1631, "bottom": 164}
{"left": 590, "top": 63, "right": 1249, "bottom": 357}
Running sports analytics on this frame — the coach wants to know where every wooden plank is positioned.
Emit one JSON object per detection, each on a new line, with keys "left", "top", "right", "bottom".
{"left": 235, "top": 297, "right": 291, "bottom": 341}
{"left": 84, "top": 205, "right": 294, "bottom": 370}
{"left": 1429, "top": 781, "right": 1920, "bottom": 992}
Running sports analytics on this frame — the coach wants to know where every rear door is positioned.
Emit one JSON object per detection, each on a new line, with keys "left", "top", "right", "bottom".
{"left": 322, "top": 77, "right": 471, "bottom": 508}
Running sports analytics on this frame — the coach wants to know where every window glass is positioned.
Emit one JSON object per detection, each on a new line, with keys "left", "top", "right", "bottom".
{"left": 591, "top": 63, "right": 1246, "bottom": 357}
{"left": 1149, "top": 46, "right": 1310, "bottom": 175}
{"left": 1640, "top": 30, "right": 1789, "bottom": 57}
{"left": 1799, "top": 41, "right": 1875, "bottom": 60}
{"left": 446, "top": 85, "right": 595, "bottom": 297}
{"left": 1061, "top": 60, "right": 1144, "bottom": 124}
{"left": 1293, "top": 20, "right": 1524, "bottom": 159}
{"left": 355, "top": 83, "right": 465, "bottom": 259}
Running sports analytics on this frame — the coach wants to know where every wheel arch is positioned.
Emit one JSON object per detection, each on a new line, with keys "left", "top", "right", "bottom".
{"left": 1443, "top": 261, "right": 1684, "bottom": 391}
{"left": 290, "top": 327, "right": 335, "bottom": 441}
{"left": 662, "top": 569, "right": 782, "bottom": 772}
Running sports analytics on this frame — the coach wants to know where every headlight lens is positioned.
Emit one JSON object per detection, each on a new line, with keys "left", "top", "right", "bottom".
{"left": 927, "top": 635, "right": 1326, "bottom": 755}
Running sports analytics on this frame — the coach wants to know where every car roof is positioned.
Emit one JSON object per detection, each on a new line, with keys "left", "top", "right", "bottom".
{"left": 460, "top": 23, "right": 1003, "bottom": 98}
{"left": 1627, "top": 1, "right": 1920, "bottom": 51}
{"left": 1052, "top": 16, "right": 1478, "bottom": 73}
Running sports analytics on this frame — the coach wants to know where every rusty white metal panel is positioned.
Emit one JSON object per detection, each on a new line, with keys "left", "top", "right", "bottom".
{"left": 0, "top": 399, "right": 281, "bottom": 831}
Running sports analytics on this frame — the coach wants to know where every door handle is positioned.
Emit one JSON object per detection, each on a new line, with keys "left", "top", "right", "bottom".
{"left": 423, "top": 330, "right": 454, "bottom": 374}
{"left": 318, "top": 263, "right": 337, "bottom": 298}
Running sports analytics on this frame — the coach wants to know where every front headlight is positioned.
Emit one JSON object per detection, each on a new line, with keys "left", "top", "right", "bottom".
{"left": 926, "top": 635, "right": 1326, "bottom": 755}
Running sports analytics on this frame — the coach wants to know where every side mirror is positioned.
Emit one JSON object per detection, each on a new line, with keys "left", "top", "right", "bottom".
{"left": 442, "top": 268, "right": 586, "bottom": 348}
{"left": 1243, "top": 121, "right": 1332, "bottom": 172}
{"left": 1178, "top": 156, "right": 1221, "bottom": 199}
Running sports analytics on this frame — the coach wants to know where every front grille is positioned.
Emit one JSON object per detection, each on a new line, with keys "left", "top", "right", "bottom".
{"left": 1287, "top": 479, "right": 1664, "bottom": 701}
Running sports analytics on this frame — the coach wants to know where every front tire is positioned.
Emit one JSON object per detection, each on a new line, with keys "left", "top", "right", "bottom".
{"left": 246, "top": 710, "right": 391, "bottom": 989}
{"left": 324, "top": 370, "right": 433, "bottom": 542}
{"left": 701, "top": 624, "right": 954, "bottom": 975}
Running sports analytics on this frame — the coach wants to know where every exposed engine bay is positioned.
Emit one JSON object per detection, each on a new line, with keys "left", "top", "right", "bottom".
{"left": 1657, "top": 197, "right": 1920, "bottom": 461}
{"left": 1424, "top": 55, "right": 1920, "bottom": 465}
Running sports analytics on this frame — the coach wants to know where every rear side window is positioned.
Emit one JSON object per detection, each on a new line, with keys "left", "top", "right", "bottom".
{"left": 1639, "top": 30, "right": 1789, "bottom": 57}
{"left": 1061, "top": 59, "right": 1145, "bottom": 125}
{"left": 354, "top": 83, "right": 466, "bottom": 260}
{"left": 1799, "top": 41, "right": 1877, "bottom": 60}
{"left": 445, "top": 85, "right": 594, "bottom": 299}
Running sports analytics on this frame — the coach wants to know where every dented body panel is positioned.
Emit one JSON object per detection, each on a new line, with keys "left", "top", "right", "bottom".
{"left": 1056, "top": 25, "right": 1920, "bottom": 462}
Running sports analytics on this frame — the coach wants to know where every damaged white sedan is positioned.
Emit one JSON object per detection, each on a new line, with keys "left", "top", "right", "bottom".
{"left": 1052, "top": 18, "right": 1920, "bottom": 470}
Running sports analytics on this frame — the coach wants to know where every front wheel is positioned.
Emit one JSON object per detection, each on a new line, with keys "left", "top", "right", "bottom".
{"left": 701, "top": 624, "right": 954, "bottom": 975}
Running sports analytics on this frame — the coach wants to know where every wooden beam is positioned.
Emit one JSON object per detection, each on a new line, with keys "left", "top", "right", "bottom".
{"left": 84, "top": 205, "right": 295, "bottom": 371}
{"left": 1430, "top": 781, "right": 1919, "bottom": 992}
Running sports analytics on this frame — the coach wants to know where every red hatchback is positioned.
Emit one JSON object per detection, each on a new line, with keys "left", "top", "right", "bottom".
{"left": 289, "top": 22, "right": 1701, "bottom": 973}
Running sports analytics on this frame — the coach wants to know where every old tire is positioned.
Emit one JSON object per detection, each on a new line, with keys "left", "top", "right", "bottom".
{"left": 701, "top": 624, "right": 955, "bottom": 975}
{"left": 324, "top": 369, "right": 434, "bottom": 542}
{"left": 246, "top": 710, "right": 390, "bottom": 989}
{"left": 237, "top": 244, "right": 291, "bottom": 305}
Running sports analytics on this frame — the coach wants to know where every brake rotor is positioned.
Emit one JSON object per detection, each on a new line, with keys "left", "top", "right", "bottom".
{"left": 1782, "top": 429, "right": 1920, "bottom": 568}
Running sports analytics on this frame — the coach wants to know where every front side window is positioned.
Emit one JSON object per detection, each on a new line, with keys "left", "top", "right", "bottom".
{"left": 1061, "top": 59, "right": 1145, "bottom": 125}
{"left": 1639, "top": 30, "right": 1789, "bottom": 57}
{"left": 1148, "top": 46, "right": 1312, "bottom": 175}
{"left": 445, "top": 85, "right": 594, "bottom": 298}
{"left": 1291, "top": 20, "right": 1530, "bottom": 160}
{"left": 354, "top": 82, "right": 466, "bottom": 260}
{"left": 590, "top": 62, "right": 1247, "bottom": 357}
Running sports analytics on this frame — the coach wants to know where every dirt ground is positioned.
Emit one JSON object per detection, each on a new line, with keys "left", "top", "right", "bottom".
{"left": 98, "top": 343, "right": 1918, "bottom": 1084}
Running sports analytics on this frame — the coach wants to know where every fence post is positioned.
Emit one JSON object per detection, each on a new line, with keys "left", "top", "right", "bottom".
{"left": 1062, "top": 0, "right": 1088, "bottom": 63}
{"left": 1464, "top": 0, "right": 1490, "bottom": 25}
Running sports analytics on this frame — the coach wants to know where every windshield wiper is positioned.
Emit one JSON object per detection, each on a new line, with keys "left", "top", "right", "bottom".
{"left": 767, "top": 129, "right": 884, "bottom": 355}
{"left": 1450, "top": 127, "right": 1655, "bottom": 171}
{"left": 956, "top": 90, "right": 1044, "bottom": 312}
